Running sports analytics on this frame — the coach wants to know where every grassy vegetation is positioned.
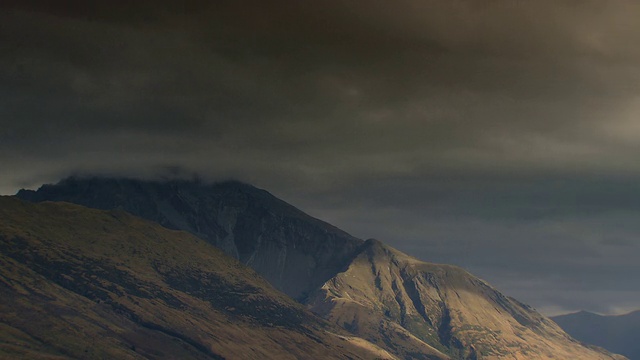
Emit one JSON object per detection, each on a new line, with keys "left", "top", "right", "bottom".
{"left": 307, "top": 234, "right": 626, "bottom": 360}
{"left": 0, "top": 197, "right": 394, "bottom": 360}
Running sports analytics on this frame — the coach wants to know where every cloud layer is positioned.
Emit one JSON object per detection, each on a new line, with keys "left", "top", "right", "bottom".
{"left": 2, "top": 0, "right": 640, "bottom": 314}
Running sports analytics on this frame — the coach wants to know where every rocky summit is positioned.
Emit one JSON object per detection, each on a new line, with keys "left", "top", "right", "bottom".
{"left": 17, "top": 177, "right": 362, "bottom": 301}
{"left": 0, "top": 197, "right": 394, "bottom": 360}
{"left": 14, "top": 177, "right": 628, "bottom": 359}
{"left": 308, "top": 239, "right": 624, "bottom": 360}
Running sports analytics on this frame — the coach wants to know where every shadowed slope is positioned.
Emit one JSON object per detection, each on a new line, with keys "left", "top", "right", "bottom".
{"left": 0, "top": 197, "right": 395, "bottom": 360}
{"left": 17, "top": 177, "right": 363, "bottom": 301}
{"left": 552, "top": 310, "right": 640, "bottom": 360}
{"left": 308, "top": 239, "right": 626, "bottom": 360}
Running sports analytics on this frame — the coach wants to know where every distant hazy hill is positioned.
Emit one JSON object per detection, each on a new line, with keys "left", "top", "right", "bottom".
{"left": 15, "top": 177, "right": 628, "bottom": 359}
{"left": 0, "top": 197, "right": 394, "bottom": 359}
{"left": 552, "top": 310, "right": 640, "bottom": 360}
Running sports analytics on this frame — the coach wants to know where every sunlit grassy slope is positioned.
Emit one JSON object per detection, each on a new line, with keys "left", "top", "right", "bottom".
{"left": 308, "top": 239, "right": 627, "bottom": 360}
{"left": 0, "top": 197, "right": 395, "bottom": 360}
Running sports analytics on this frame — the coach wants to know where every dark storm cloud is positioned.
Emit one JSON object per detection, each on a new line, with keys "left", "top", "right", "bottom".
{"left": 2, "top": 0, "right": 640, "bottom": 314}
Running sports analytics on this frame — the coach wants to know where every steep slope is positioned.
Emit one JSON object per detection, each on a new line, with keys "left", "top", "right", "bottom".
{"left": 14, "top": 177, "right": 629, "bottom": 360}
{"left": 0, "top": 197, "right": 395, "bottom": 360}
{"left": 308, "top": 239, "right": 626, "bottom": 360}
{"left": 552, "top": 310, "right": 640, "bottom": 360}
{"left": 16, "top": 177, "right": 363, "bottom": 301}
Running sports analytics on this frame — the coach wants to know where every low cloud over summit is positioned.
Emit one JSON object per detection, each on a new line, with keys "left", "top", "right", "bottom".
{"left": 2, "top": 0, "right": 640, "bottom": 314}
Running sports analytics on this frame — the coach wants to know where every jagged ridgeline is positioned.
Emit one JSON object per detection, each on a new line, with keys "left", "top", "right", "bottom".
{"left": 17, "top": 177, "right": 363, "bottom": 301}
{"left": 0, "top": 197, "right": 395, "bottom": 359}
{"left": 15, "top": 177, "right": 628, "bottom": 360}
{"left": 308, "top": 239, "right": 625, "bottom": 360}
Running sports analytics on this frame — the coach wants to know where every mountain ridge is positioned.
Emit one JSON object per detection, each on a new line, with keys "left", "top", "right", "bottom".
{"left": 17, "top": 176, "right": 363, "bottom": 301}
{"left": 0, "top": 196, "right": 395, "bottom": 360}
{"left": 552, "top": 310, "right": 640, "bottom": 360}
{"left": 307, "top": 236, "right": 624, "bottom": 359}
{"left": 14, "top": 176, "right": 628, "bottom": 359}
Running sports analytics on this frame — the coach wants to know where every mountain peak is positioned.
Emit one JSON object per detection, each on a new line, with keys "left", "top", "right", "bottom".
{"left": 19, "top": 176, "right": 258, "bottom": 199}
{"left": 0, "top": 197, "right": 395, "bottom": 360}
{"left": 309, "top": 238, "right": 623, "bottom": 359}
{"left": 362, "top": 238, "right": 393, "bottom": 257}
{"left": 364, "top": 238, "right": 384, "bottom": 246}
{"left": 16, "top": 176, "right": 363, "bottom": 301}
{"left": 12, "top": 177, "right": 629, "bottom": 359}
{"left": 554, "top": 310, "right": 603, "bottom": 320}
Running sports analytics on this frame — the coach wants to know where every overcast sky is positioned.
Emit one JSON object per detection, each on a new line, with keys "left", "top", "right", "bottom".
{"left": 2, "top": 0, "right": 640, "bottom": 315}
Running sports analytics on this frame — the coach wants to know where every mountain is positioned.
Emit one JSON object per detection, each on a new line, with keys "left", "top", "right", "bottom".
{"left": 17, "top": 177, "right": 363, "bottom": 301}
{"left": 0, "top": 197, "right": 395, "bottom": 359}
{"left": 308, "top": 239, "right": 625, "bottom": 360}
{"left": 552, "top": 310, "right": 640, "bottom": 359}
{"left": 15, "top": 177, "right": 627, "bottom": 359}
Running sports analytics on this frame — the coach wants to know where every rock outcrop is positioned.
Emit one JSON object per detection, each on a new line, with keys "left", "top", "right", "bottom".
{"left": 308, "top": 239, "right": 625, "bottom": 360}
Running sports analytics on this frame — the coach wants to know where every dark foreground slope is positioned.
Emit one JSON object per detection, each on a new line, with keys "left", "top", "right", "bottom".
{"left": 17, "top": 177, "right": 362, "bottom": 301}
{"left": 0, "top": 197, "right": 395, "bottom": 360}
{"left": 552, "top": 310, "right": 640, "bottom": 360}
{"left": 308, "top": 239, "right": 626, "bottom": 360}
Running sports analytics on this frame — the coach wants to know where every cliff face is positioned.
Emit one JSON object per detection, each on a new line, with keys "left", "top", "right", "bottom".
{"left": 308, "top": 239, "right": 626, "bottom": 360}
{"left": 17, "top": 177, "right": 363, "bottom": 301}
{"left": 0, "top": 197, "right": 395, "bottom": 360}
